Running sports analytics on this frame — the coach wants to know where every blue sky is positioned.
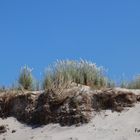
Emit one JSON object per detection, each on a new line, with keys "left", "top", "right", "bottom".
{"left": 0, "top": 0, "right": 140, "bottom": 86}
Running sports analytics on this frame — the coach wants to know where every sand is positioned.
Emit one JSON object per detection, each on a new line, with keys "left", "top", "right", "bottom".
{"left": 1, "top": 102, "right": 140, "bottom": 140}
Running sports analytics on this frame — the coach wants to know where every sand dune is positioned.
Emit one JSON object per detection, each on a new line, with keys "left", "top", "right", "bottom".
{"left": 1, "top": 102, "right": 140, "bottom": 140}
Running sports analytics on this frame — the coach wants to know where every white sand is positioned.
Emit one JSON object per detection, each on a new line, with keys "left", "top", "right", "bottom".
{"left": 1, "top": 103, "right": 140, "bottom": 140}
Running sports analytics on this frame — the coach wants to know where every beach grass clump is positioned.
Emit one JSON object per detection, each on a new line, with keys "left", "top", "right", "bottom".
{"left": 43, "top": 59, "right": 109, "bottom": 89}
{"left": 18, "top": 65, "right": 33, "bottom": 90}
{"left": 127, "top": 75, "right": 140, "bottom": 89}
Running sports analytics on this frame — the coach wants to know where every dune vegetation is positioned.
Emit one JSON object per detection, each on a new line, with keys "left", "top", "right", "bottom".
{"left": 43, "top": 59, "right": 113, "bottom": 90}
{"left": 16, "top": 59, "right": 115, "bottom": 91}
{"left": 0, "top": 59, "right": 140, "bottom": 91}
{"left": 0, "top": 59, "right": 140, "bottom": 94}
{"left": 0, "top": 59, "right": 140, "bottom": 126}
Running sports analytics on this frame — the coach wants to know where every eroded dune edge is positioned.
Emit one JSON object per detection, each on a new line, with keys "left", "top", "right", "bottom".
{"left": 0, "top": 86, "right": 140, "bottom": 126}
{"left": 1, "top": 86, "right": 140, "bottom": 140}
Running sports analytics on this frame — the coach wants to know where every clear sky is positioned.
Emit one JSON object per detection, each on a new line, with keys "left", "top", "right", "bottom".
{"left": 0, "top": 0, "right": 140, "bottom": 86}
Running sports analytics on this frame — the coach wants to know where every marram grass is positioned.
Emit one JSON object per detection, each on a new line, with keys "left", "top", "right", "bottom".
{"left": 43, "top": 59, "right": 112, "bottom": 90}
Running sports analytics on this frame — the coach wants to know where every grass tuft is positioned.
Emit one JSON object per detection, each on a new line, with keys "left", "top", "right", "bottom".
{"left": 18, "top": 65, "right": 33, "bottom": 90}
{"left": 43, "top": 59, "right": 110, "bottom": 90}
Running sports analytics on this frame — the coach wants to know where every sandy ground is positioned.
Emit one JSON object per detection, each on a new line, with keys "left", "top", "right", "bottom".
{"left": 115, "top": 87, "right": 140, "bottom": 95}
{"left": 0, "top": 102, "right": 140, "bottom": 140}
